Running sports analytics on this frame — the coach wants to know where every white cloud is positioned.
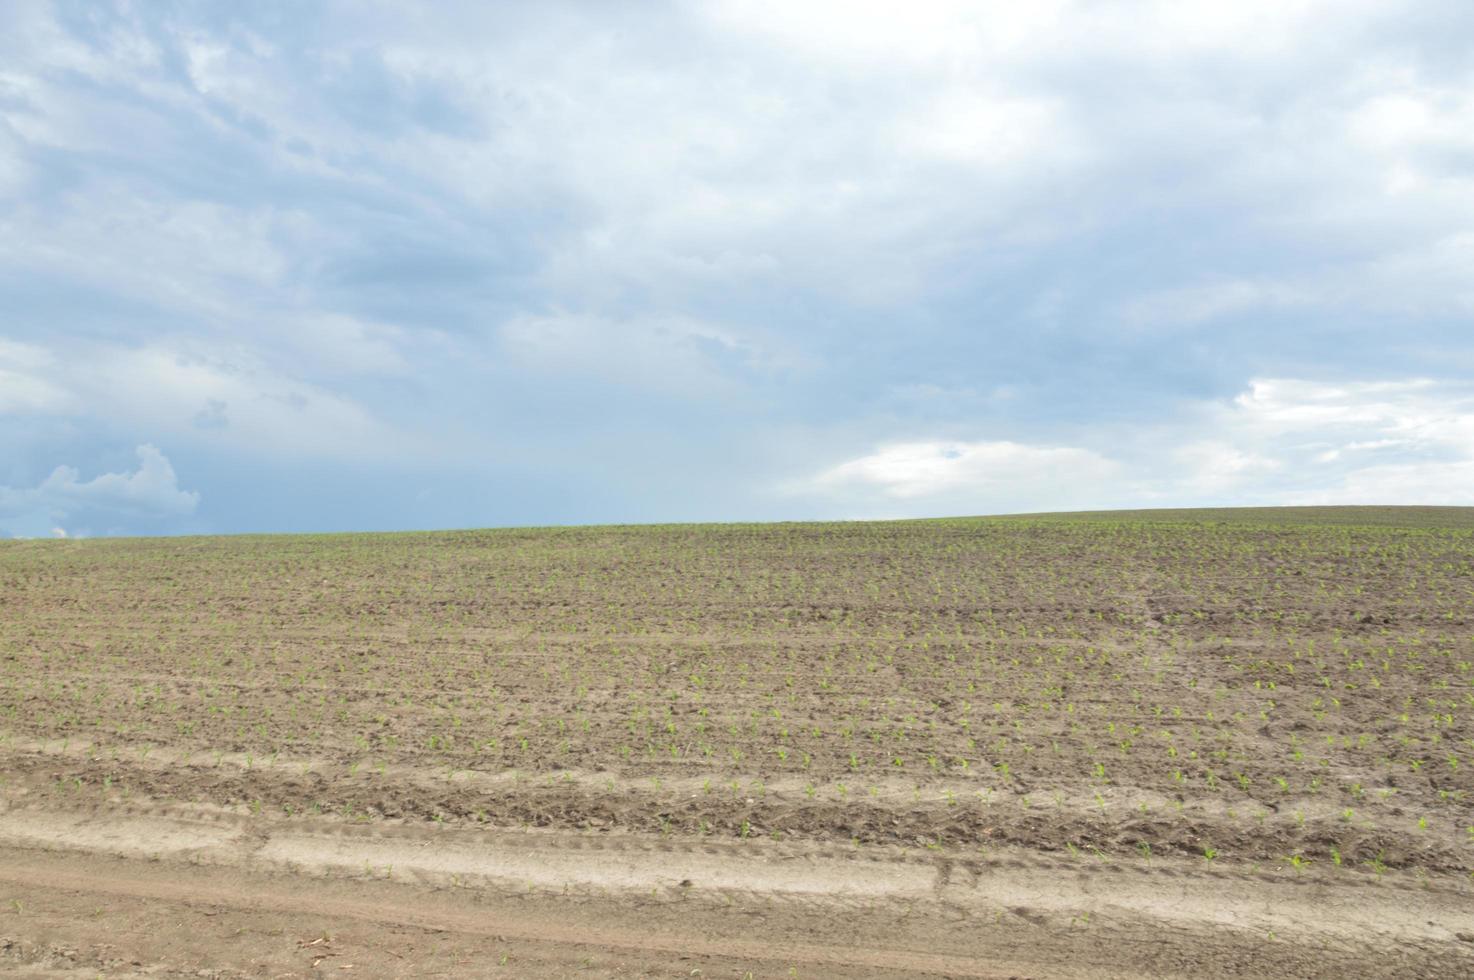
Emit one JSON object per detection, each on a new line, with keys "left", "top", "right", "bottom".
{"left": 793, "top": 376, "right": 1474, "bottom": 515}
{"left": 35, "top": 444, "right": 199, "bottom": 515}
{"left": 0, "top": 444, "right": 199, "bottom": 537}
{"left": 899, "top": 90, "right": 1077, "bottom": 168}
{"left": 1218, "top": 377, "right": 1474, "bottom": 503}
{"left": 1228, "top": 378, "right": 1472, "bottom": 447}
{"left": 1172, "top": 441, "right": 1279, "bottom": 492}
{"left": 1287, "top": 459, "right": 1474, "bottom": 505}
{"left": 797, "top": 439, "right": 1120, "bottom": 516}
{"left": 1349, "top": 84, "right": 1474, "bottom": 179}
{"left": 1149, "top": 377, "right": 1474, "bottom": 504}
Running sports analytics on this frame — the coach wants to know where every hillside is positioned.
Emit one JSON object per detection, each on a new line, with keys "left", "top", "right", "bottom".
{"left": 1, "top": 507, "right": 1471, "bottom": 976}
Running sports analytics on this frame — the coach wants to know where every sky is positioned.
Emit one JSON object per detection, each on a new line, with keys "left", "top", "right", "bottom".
{"left": 3, "top": 0, "right": 1474, "bottom": 537}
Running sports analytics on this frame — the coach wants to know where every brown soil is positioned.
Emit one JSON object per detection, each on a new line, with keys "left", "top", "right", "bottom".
{"left": 1, "top": 514, "right": 1472, "bottom": 975}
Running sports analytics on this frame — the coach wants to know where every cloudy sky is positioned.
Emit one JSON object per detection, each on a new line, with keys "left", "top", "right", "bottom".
{"left": 4, "top": 1, "right": 1474, "bottom": 536}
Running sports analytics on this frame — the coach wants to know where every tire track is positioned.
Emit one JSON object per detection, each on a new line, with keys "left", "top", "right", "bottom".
{"left": 0, "top": 858, "right": 1019, "bottom": 978}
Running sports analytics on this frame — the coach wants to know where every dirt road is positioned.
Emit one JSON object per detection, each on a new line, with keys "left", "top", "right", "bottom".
{"left": 1, "top": 799, "right": 1471, "bottom": 978}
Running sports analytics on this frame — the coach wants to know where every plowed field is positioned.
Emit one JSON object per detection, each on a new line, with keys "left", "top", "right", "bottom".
{"left": 2, "top": 508, "right": 1472, "bottom": 976}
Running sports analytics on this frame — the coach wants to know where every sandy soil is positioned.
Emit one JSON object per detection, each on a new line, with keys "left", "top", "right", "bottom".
{"left": 1, "top": 801, "right": 1470, "bottom": 978}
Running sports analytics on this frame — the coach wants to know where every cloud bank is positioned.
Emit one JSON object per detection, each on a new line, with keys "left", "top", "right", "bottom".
{"left": 3, "top": 2, "right": 1474, "bottom": 533}
{"left": 0, "top": 445, "right": 200, "bottom": 538}
{"left": 794, "top": 377, "right": 1474, "bottom": 517}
